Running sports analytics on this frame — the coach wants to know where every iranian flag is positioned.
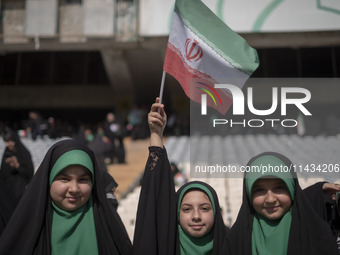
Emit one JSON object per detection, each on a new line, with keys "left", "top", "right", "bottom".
{"left": 163, "top": 0, "right": 259, "bottom": 115}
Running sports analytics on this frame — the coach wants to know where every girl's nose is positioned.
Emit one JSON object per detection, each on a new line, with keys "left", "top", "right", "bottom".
{"left": 192, "top": 209, "right": 201, "bottom": 221}
{"left": 265, "top": 190, "right": 276, "bottom": 203}
{"left": 69, "top": 181, "right": 80, "bottom": 193}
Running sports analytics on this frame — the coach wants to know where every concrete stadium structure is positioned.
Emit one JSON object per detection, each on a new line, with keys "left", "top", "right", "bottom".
{"left": 0, "top": 0, "right": 339, "bottom": 132}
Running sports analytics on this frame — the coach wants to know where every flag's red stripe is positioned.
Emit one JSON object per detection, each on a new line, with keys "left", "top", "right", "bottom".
{"left": 163, "top": 43, "right": 232, "bottom": 115}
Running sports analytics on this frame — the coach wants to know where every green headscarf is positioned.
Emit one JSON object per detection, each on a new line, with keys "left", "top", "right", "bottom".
{"left": 245, "top": 154, "right": 295, "bottom": 255}
{"left": 50, "top": 150, "right": 98, "bottom": 255}
{"left": 177, "top": 183, "right": 215, "bottom": 255}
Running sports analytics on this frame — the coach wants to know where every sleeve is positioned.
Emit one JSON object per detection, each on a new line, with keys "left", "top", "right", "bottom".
{"left": 132, "top": 147, "right": 177, "bottom": 255}
{"left": 17, "top": 155, "right": 34, "bottom": 182}
{"left": 303, "top": 181, "right": 333, "bottom": 222}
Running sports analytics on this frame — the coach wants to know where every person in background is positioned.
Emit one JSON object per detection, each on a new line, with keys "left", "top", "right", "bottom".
{"left": 88, "top": 124, "right": 112, "bottom": 172}
{"left": 103, "top": 171, "right": 119, "bottom": 211}
{"left": 104, "top": 113, "right": 126, "bottom": 164}
{"left": 25, "top": 111, "right": 47, "bottom": 140}
{"left": 170, "top": 162, "right": 187, "bottom": 187}
{"left": 0, "top": 128, "right": 34, "bottom": 203}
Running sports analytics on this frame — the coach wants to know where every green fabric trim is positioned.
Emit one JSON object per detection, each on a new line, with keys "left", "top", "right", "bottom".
{"left": 49, "top": 150, "right": 94, "bottom": 185}
{"left": 51, "top": 197, "right": 98, "bottom": 255}
{"left": 251, "top": 211, "right": 291, "bottom": 255}
{"left": 177, "top": 183, "right": 216, "bottom": 217}
{"left": 175, "top": 0, "right": 259, "bottom": 76}
{"left": 177, "top": 183, "right": 215, "bottom": 255}
{"left": 245, "top": 154, "right": 294, "bottom": 255}
{"left": 245, "top": 155, "right": 295, "bottom": 201}
{"left": 179, "top": 225, "right": 213, "bottom": 255}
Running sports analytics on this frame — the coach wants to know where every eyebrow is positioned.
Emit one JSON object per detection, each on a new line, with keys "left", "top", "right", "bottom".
{"left": 57, "top": 172, "right": 91, "bottom": 177}
{"left": 181, "top": 202, "right": 211, "bottom": 207}
{"left": 253, "top": 179, "right": 285, "bottom": 188}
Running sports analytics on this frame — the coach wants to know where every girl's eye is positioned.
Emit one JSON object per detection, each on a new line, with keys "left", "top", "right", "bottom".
{"left": 273, "top": 185, "right": 286, "bottom": 192}
{"left": 182, "top": 207, "right": 191, "bottom": 213}
{"left": 253, "top": 188, "right": 265, "bottom": 194}
{"left": 57, "top": 176, "right": 69, "bottom": 182}
{"left": 201, "top": 206, "right": 211, "bottom": 212}
{"left": 79, "top": 177, "right": 91, "bottom": 182}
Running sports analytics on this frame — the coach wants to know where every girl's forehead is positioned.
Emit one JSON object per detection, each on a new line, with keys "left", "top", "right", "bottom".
{"left": 253, "top": 177, "right": 285, "bottom": 187}
{"left": 181, "top": 190, "right": 211, "bottom": 204}
{"left": 58, "top": 165, "right": 91, "bottom": 176}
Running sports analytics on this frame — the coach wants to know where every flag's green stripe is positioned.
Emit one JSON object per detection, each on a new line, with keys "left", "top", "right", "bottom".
{"left": 175, "top": 0, "right": 259, "bottom": 76}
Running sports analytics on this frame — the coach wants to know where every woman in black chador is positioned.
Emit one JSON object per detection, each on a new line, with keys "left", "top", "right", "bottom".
{"left": 0, "top": 139, "right": 132, "bottom": 255}
{"left": 0, "top": 128, "right": 34, "bottom": 203}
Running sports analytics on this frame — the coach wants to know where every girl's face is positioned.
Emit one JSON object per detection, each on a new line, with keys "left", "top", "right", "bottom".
{"left": 50, "top": 165, "right": 93, "bottom": 212}
{"left": 252, "top": 178, "right": 292, "bottom": 220}
{"left": 179, "top": 190, "right": 214, "bottom": 238}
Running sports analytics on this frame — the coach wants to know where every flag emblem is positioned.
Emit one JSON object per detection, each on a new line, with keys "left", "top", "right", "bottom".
{"left": 185, "top": 39, "right": 203, "bottom": 62}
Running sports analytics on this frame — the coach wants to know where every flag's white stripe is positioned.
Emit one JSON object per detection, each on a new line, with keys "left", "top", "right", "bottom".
{"left": 179, "top": 13, "right": 250, "bottom": 76}
{"left": 168, "top": 12, "right": 249, "bottom": 88}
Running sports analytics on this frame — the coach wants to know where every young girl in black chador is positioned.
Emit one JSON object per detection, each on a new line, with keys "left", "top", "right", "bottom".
{"left": 132, "top": 98, "right": 227, "bottom": 255}
{"left": 225, "top": 152, "right": 338, "bottom": 255}
{"left": 0, "top": 139, "right": 132, "bottom": 255}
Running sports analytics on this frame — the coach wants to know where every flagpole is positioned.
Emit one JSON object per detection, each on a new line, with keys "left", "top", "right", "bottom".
{"left": 158, "top": 70, "right": 166, "bottom": 114}
{"left": 159, "top": 70, "right": 166, "bottom": 104}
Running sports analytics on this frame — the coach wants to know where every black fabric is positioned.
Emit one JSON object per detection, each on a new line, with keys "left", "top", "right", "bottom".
{"left": 103, "top": 171, "right": 119, "bottom": 211}
{"left": 303, "top": 182, "right": 340, "bottom": 238}
{"left": 133, "top": 147, "right": 227, "bottom": 255}
{"left": 0, "top": 139, "right": 132, "bottom": 255}
{"left": 225, "top": 152, "right": 338, "bottom": 255}
{"left": 0, "top": 129, "right": 34, "bottom": 202}
{"left": 133, "top": 147, "right": 177, "bottom": 255}
{"left": 103, "top": 171, "right": 118, "bottom": 192}
{"left": 0, "top": 178, "right": 16, "bottom": 236}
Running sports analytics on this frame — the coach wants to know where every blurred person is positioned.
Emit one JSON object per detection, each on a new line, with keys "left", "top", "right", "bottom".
{"left": 88, "top": 124, "right": 112, "bottom": 172}
{"left": 127, "top": 105, "right": 149, "bottom": 140}
{"left": 25, "top": 111, "right": 47, "bottom": 140}
{"left": 0, "top": 128, "right": 34, "bottom": 203}
{"left": 0, "top": 139, "right": 132, "bottom": 254}
{"left": 170, "top": 162, "right": 187, "bottom": 187}
{"left": 103, "top": 112, "right": 126, "bottom": 164}
{"left": 103, "top": 171, "right": 119, "bottom": 211}
{"left": 46, "top": 117, "right": 62, "bottom": 139}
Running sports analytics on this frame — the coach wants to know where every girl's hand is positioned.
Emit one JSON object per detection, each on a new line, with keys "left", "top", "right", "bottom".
{"left": 148, "top": 98, "right": 167, "bottom": 147}
{"left": 322, "top": 182, "right": 340, "bottom": 200}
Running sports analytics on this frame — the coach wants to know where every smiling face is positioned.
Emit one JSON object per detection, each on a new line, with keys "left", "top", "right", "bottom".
{"left": 252, "top": 178, "right": 292, "bottom": 220}
{"left": 179, "top": 190, "right": 214, "bottom": 238}
{"left": 50, "top": 165, "right": 93, "bottom": 212}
